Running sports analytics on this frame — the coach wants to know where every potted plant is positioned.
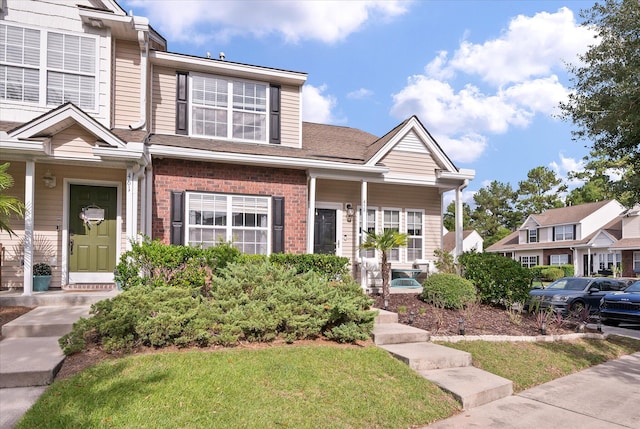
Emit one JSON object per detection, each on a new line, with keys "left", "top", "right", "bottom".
{"left": 33, "top": 262, "right": 52, "bottom": 291}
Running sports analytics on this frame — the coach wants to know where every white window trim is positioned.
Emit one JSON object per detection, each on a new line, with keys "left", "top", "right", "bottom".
{"left": 520, "top": 255, "right": 538, "bottom": 268}
{"left": 550, "top": 254, "right": 568, "bottom": 266}
{"left": 0, "top": 22, "right": 99, "bottom": 112}
{"left": 633, "top": 251, "right": 640, "bottom": 272}
{"left": 358, "top": 205, "right": 378, "bottom": 260}
{"left": 528, "top": 228, "right": 537, "bottom": 243}
{"left": 382, "top": 207, "right": 402, "bottom": 262}
{"left": 185, "top": 191, "right": 271, "bottom": 254}
{"left": 405, "top": 208, "right": 424, "bottom": 262}
{"left": 554, "top": 224, "right": 574, "bottom": 241}
{"left": 189, "top": 72, "right": 269, "bottom": 144}
{"left": 315, "top": 201, "right": 343, "bottom": 256}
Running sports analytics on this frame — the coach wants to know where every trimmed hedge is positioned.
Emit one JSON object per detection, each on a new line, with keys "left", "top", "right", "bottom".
{"left": 530, "top": 264, "right": 574, "bottom": 279}
{"left": 420, "top": 273, "right": 477, "bottom": 309}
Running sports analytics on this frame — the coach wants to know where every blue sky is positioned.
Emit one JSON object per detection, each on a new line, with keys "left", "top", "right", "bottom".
{"left": 122, "top": 0, "right": 597, "bottom": 205}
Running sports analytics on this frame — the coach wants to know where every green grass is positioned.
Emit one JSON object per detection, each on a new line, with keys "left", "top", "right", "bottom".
{"left": 17, "top": 345, "right": 459, "bottom": 429}
{"left": 440, "top": 336, "right": 640, "bottom": 392}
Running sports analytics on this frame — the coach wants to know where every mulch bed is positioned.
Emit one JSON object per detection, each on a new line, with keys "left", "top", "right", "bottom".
{"left": 372, "top": 293, "right": 578, "bottom": 336}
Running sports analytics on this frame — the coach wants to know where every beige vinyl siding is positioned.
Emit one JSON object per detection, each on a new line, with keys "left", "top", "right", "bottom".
{"left": 623, "top": 214, "right": 640, "bottom": 238}
{"left": 1, "top": 162, "right": 126, "bottom": 289}
{"left": 151, "top": 65, "right": 177, "bottom": 134}
{"left": 51, "top": 124, "right": 100, "bottom": 159}
{"left": 314, "top": 180, "right": 442, "bottom": 267}
{"left": 381, "top": 150, "right": 439, "bottom": 178}
{"left": 113, "top": 40, "right": 142, "bottom": 128}
{"left": 280, "top": 84, "right": 301, "bottom": 148}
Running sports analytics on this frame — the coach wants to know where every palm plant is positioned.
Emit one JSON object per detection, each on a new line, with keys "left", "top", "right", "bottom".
{"left": 0, "top": 163, "right": 25, "bottom": 237}
{"left": 360, "top": 229, "right": 408, "bottom": 309}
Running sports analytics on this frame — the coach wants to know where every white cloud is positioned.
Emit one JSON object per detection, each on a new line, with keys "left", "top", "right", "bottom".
{"left": 442, "top": 189, "right": 477, "bottom": 213}
{"left": 549, "top": 154, "right": 585, "bottom": 188}
{"left": 347, "top": 88, "right": 374, "bottom": 100}
{"left": 391, "top": 8, "right": 595, "bottom": 165}
{"left": 128, "top": 0, "right": 409, "bottom": 44}
{"left": 302, "top": 84, "right": 338, "bottom": 123}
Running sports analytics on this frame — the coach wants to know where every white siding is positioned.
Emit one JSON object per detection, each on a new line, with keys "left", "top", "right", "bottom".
{"left": 581, "top": 200, "right": 625, "bottom": 237}
{"left": 622, "top": 213, "right": 640, "bottom": 239}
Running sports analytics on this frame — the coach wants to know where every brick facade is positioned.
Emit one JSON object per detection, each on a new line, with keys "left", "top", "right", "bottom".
{"left": 152, "top": 158, "right": 308, "bottom": 253}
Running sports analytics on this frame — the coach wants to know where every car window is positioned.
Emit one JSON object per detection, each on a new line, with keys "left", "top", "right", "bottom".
{"left": 547, "top": 278, "right": 590, "bottom": 291}
{"left": 626, "top": 281, "right": 640, "bottom": 293}
{"left": 590, "top": 281, "right": 602, "bottom": 292}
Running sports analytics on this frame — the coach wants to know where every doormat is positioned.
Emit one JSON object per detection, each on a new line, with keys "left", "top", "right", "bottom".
{"left": 62, "top": 283, "right": 117, "bottom": 292}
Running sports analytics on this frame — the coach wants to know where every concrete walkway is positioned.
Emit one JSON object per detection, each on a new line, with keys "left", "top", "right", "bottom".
{"left": 0, "top": 291, "right": 114, "bottom": 429}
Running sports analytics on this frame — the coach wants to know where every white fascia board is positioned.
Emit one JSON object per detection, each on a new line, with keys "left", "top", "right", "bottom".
{"left": 0, "top": 138, "right": 46, "bottom": 153}
{"left": 148, "top": 145, "right": 386, "bottom": 173}
{"left": 92, "top": 146, "right": 146, "bottom": 162}
{"left": 150, "top": 51, "right": 307, "bottom": 86}
{"left": 586, "top": 230, "right": 616, "bottom": 246}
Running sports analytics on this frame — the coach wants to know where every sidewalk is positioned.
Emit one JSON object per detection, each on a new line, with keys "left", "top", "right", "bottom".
{"left": 425, "top": 351, "right": 640, "bottom": 428}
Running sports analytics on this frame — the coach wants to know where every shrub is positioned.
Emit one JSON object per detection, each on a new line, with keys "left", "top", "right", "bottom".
{"left": 114, "top": 238, "right": 241, "bottom": 293}
{"left": 269, "top": 253, "right": 350, "bottom": 281}
{"left": 420, "top": 273, "right": 476, "bottom": 310}
{"left": 61, "top": 260, "right": 375, "bottom": 354}
{"left": 33, "top": 263, "right": 51, "bottom": 276}
{"left": 459, "top": 252, "right": 532, "bottom": 306}
{"left": 531, "top": 264, "right": 574, "bottom": 279}
{"left": 541, "top": 267, "right": 565, "bottom": 281}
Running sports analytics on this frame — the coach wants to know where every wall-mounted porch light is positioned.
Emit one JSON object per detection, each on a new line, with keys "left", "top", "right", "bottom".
{"left": 43, "top": 170, "right": 56, "bottom": 189}
{"left": 345, "top": 203, "right": 354, "bottom": 222}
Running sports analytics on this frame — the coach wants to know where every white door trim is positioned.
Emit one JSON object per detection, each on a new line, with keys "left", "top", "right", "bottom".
{"left": 63, "top": 179, "right": 122, "bottom": 284}
{"left": 314, "top": 201, "right": 343, "bottom": 256}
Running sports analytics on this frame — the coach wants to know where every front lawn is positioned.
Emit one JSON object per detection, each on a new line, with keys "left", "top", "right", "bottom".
{"left": 17, "top": 345, "right": 460, "bottom": 429}
{"left": 440, "top": 336, "right": 640, "bottom": 392}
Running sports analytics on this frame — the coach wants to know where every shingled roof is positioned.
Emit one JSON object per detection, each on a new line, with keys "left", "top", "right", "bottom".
{"left": 528, "top": 200, "right": 614, "bottom": 226}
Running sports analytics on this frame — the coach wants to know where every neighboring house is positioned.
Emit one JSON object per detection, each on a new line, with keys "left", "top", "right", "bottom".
{"left": 486, "top": 200, "right": 640, "bottom": 277}
{"left": 443, "top": 229, "right": 483, "bottom": 255}
{"left": 0, "top": 0, "right": 473, "bottom": 294}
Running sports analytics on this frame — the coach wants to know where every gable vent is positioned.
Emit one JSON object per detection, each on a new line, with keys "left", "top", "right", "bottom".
{"left": 396, "top": 130, "right": 429, "bottom": 154}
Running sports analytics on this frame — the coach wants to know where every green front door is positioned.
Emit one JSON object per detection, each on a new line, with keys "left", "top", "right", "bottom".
{"left": 69, "top": 185, "right": 117, "bottom": 282}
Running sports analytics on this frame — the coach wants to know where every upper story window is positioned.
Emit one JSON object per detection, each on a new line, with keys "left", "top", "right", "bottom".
{"left": 528, "top": 228, "right": 538, "bottom": 243}
{"left": 191, "top": 74, "right": 267, "bottom": 142}
{"left": 554, "top": 225, "right": 574, "bottom": 241}
{"left": 0, "top": 23, "right": 96, "bottom": 111}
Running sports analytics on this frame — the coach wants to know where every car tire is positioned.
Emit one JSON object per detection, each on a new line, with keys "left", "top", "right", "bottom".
{"left": 570, "top": 300, "right": 586, "bottom": 313}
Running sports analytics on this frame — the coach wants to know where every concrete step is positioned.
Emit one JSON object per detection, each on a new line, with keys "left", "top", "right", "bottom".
{"left": 420, "top": 366, "right": 513, "bottom": 410}
{"left": 372, "top": 323, "right": 429, "bottom": 345}
{"left": 2, "top": 306, "right": 90, "bottom": 338}
{"left": 379, "top": 342, "right": 472, "bottom": 370}
{"left": 373, "top": 308, "right": 398, "bottom": 324}
{"left": 0, "top": 337, "right": 66, "bottom": 388}
{"left": 0, "top": 290, "right": 118, "bottom": 307}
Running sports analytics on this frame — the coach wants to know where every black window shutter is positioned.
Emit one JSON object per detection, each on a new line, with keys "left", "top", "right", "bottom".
{"left": 552, "top": 226, "right": 556, "bottom": 241}
{"left": 568, "top": 253, "right": 572, "bottom": 264}
{"left": 272, "top": 196, "right": 285, "bottom": 253}
{"left": 573, "top": 225, "right": 576, "bottom": 240}
{"left": 269, "top": 85, "right": 281, "bottom": 145}
{"left": 548, "top": 255, "right": 552, "bottom": 265}
{"left": 535, "top": 256, "right": 539, "bottom": 266}
{"left": 176, "top": 72, "right": 188, "bottom": 135}
{"left": 170, "top": 191, "right": 185, "bottom": 245}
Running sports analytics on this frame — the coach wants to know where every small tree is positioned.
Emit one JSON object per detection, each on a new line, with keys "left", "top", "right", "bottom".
{"left": 360, "top": 229, "right": 408, "bottom": 309}
{"left": 0, "top": 163, "right": 25, "bottom": 237}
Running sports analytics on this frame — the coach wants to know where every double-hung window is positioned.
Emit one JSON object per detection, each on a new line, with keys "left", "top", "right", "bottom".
{"left": 550, "top": 254, "right": 568, "bottom": 265}
{"left": 191, "top": 74, "right": 267, "bottom": 142}
{"left": 554, "top": 225, "right": 574, "bottom": 241}
{"left": 383, "top": 209, "right": 401, "bottom": 262}
{"left": 406, "top": 210, "right": 423, "bottom": 261}
{"left": 360, "top": 208, "right": 377, "bottom": 258}
{"left": 528, "top": 229, "right": 538, "bottom": 243}
{"left": 0, "top": 23, "right": 96, "bottom": 110}
{"left": 0, "top": 24, "right": 40, "bottom": 103}
{"left": 634, "top": 251, "right": 640, "bottom": 273}
{"left": 186, "top": 192, "right": 269, "bottom": 254}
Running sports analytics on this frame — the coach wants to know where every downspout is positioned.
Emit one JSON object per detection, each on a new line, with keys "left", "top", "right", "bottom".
{"left": 129, "top": 23, "right": 148, "bottom": 131}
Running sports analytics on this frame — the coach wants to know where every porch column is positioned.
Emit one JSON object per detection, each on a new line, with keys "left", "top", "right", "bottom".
{"left": 307, "top": 176, "right": 316, "bottom": 254}
{"left": 145, "top": 167, "right": 153, "bottom": 237}
{"left": 454, "top": 181, "right": 468, "bottom": 259}
{"left": 22, "top": 161, "right": 35, "bottom": 296}
{"left": 360, "top": 180, "right": 368, "bottom": 290}
{"left": 587, "top": 248, "right": 591, "bottom": 276}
